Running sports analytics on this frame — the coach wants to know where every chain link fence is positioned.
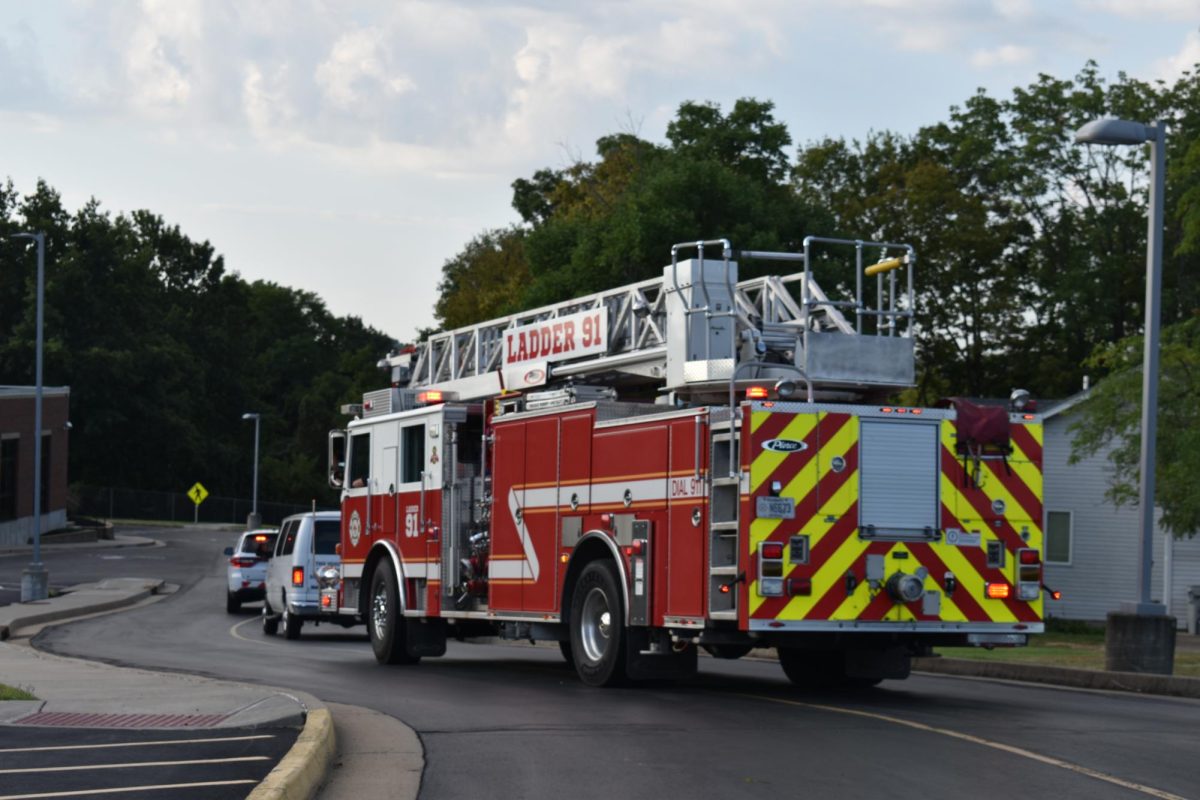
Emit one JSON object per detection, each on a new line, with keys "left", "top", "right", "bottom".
{"left": 69, "top": 484, "right": 334, "bottom": 527}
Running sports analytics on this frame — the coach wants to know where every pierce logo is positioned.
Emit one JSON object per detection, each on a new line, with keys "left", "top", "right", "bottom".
{"left": 762, "top": 439, "right": 807, "bottom": 453}
{"left": 523, "top": 368, "right": 545, "bottom": 384}
{"left": 348, "top": 510, "right": 362, "bottom": 548}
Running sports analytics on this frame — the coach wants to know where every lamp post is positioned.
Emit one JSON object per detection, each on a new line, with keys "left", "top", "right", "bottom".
{"left": 242, "top": 412, "right": 261, "bottom": 529}
{"left": 11, "top": 232, "right": 48, "bottom": 602}
{"left": 1074, "top": 117, "right": 1174, "bottom": 673}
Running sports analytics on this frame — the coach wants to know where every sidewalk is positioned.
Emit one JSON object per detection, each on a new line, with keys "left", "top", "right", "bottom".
{"left": 0, "top": 574, "right": 421, "bottom": 800}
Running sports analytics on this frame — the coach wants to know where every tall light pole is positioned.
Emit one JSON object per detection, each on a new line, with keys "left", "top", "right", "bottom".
{"left": 1075, "top": 117, "right": 1174, "bottom": 673}
{"left": 242, "top": 412, "right": 261, "bottom": 529}
{"left": 11, "top": 232, "right": 48, "bottom": 602}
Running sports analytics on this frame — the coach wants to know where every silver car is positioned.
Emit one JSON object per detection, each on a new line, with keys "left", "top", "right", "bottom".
{"left": 224, "top": 529, "right": 278, "bottom": 613}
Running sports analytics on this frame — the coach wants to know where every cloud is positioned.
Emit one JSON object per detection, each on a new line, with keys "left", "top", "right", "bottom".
{"left": 970, "top": 44, "right": 1035, "bottom": 68}
{"left": 1078, "top": 0, "right": 1200, "bottom": 20}
{"left": 1153, "top": 29, "right": 1200, "bottom": 81}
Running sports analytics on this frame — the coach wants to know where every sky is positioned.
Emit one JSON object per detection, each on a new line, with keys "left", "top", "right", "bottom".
{"left": 2, "top": 0, "right": 1198, "bottom": 343}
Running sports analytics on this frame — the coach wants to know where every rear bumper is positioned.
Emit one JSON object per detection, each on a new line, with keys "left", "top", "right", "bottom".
{"left": 230, "top": 585, "right": 266, "bottom": 602}
{"left": 748, "top": 620, "right": 1043, "bottom": 634}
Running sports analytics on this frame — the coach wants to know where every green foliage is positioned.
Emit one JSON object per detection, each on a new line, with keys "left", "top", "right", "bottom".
{"left": 0, "top": 180, "right": 392, "bottom": 505}
{"left": 434, "top": 227, "right": 528, "bottom": 329}
{"left": 1069, "top": 315, "right": 1200, "bottom": 538}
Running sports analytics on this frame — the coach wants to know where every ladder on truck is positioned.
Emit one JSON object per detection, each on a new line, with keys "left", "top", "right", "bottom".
{"left": 383, "top": 237, "right": 918, "bottom": 404}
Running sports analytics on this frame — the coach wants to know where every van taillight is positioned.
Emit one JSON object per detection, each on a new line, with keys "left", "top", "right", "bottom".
{"left": 292, "top": 567, "right": 304, "bottom": 586}
{"left": 230, "top": 557, "right": 257, "bottom": 568}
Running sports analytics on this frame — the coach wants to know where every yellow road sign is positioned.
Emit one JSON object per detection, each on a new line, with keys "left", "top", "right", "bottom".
{"left": 188, "top": 482, "right": 209, "bottom": 506}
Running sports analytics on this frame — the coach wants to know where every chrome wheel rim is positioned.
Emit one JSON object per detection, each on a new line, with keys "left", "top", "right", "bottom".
{"left": 372, "top": 580, "right": 390, "bottom": 641}
{"left": 580, "top": 586, "right": 612, "bottom": 663}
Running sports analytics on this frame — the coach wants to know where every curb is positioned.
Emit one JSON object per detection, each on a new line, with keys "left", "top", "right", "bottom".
{"left": 913, "top": 657, "right": 1200, "bottom": 699}
{"left": 0, "top": 580, "right": 164, "bottom": 641}
{"left": 247, "top": 707, "right": 336, "bottom": 800}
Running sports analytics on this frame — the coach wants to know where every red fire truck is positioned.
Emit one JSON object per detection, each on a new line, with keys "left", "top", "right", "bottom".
{"left": 321, "top": 237, "right": 1045, "bottom": 687}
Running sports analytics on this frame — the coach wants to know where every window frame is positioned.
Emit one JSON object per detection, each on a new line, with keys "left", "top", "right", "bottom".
{"left": 1044, "top": 509, "right": 1073, "bottom": 565}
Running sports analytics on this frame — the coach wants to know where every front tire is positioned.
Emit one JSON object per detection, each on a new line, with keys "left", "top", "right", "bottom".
{"left": 569, "top": 560, "right": 626, "bottom": 687}
{"left": 369, "top": 561, "right": 419, "bottom": 665}
{"left": 226, "top": 593, "right": 241, "bottom": 614}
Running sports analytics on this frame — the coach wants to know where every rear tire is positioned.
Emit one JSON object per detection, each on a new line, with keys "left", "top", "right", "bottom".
{"left": 558, "top": 640, "right": 573, "bottom": 665}
{"left": 369, "top": 562, "right": 419, "bottom": 665}
{"left": 283, "top": 605, "right": 302, "bottom": 640}
{"left": 261, "top": 602, "right": 278, "bottom": 636}
{"left": 226, "top": 593, "right": 241, "bottom": 614}
{"left": 569, "top": 560, "right": 626, "bottom": 687}
{"left": 778, "top": 648, "right": 843, "bottom": 688}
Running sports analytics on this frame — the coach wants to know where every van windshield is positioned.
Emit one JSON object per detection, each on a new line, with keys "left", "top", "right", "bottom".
{"left": 314, "top": 520, "right": 341, "bottom": 555}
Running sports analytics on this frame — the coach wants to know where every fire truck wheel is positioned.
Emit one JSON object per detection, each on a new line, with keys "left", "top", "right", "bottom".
{"left": 558, "top": 640, "right": 573, "bottom": 665}
{"left": 261, "top": 602, "right": 279, "bottom": 636}
{"left": 570, "top": 560, "right": 627, "bottom": 687}
{"left": 282, "top": 606, "right": 302, "bottom": 640}
{"left": 369, "top": 562, "right": 420, "bottom": 665}
{"left": 777, "top": 648, "right": 844, "bottom": 688}
{"left": 702, "top": 644, "right": 754, "bottom": 660}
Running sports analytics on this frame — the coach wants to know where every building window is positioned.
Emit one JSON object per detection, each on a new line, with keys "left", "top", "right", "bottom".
{"left": 0, "top": 438, "right": 16, "bottom": 521}
{"left": 1045, "top": 510, "right": 1072, "bottom": 564}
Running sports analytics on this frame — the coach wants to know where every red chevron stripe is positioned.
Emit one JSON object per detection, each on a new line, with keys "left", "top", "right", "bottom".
{"left": 941, "top": 505, "right": 1040, "bottom": 623}
{"left": 803, "top": 537, "right": 889, "bottom": 620}
{"left": 984, "top": 457, "right": 1043, "bottom": 524}
{"left": 750, "top": 408, "right": 803, "bottom": 450}
{"left": 751, "top": 503, "right": 861, "bottom": 620}
{"left": 858, "top": 579, "right": 898, "bottom": 621}
{"left": 941, "top": 445, "right": 1027, "bottom": 555}
{"left": 1010, "top": 424, "right": 1042, "bottom": 466}
{"left": 754, "top": 413, "right": 851, "bottom": 501}
{"left": 906, "top": 541, "right": 990, "bottom": 622}
{"left": 761, "top": 443, "right": 859, "bottom": 550}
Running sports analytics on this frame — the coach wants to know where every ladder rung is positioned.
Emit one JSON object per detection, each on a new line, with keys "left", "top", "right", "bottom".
{"left": 711, "top": 476, "right": 739, "bottom": 487}
{"left": 710, "top": 520, "right": 738, "bottom": 531}
{"left": 708, "top": 610, "right": 737, "bottom": 621}
{"left": 710, "top": 566, "right": 738, "bottom": 576}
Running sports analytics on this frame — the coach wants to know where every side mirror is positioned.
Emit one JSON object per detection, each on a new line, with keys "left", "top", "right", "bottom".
{"left": 223, "top": 547, "right": 233, "bottom": 556}
{"left": 328, "top": 430, "right": 347, "bottom": 489}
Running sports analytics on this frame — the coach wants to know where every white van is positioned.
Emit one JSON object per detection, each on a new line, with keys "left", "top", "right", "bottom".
{"left": 262, "top": 510, "right": 357, "bottom": 639}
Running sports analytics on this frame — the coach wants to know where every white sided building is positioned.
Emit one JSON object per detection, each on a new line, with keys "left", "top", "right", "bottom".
{"left": 1041, "top": 392, "right": 1200, "bottom": 627}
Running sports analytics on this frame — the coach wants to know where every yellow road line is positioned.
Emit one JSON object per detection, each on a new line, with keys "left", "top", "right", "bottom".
{"left": 734, "top": 693, "right": 1188, "bottom": 800}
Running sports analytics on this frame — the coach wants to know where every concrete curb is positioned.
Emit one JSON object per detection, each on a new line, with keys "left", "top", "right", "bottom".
{"left": 247, "top": 707, "right": 337, "bottom": 800}
{"left": 0, "top": 578, "right": 165, "bottom": 641}
{"left": 913, "top": 657, "right": 1200, "bottom": 699}
{"left": 0, "top": 533, "right": 157, "bottom": 557}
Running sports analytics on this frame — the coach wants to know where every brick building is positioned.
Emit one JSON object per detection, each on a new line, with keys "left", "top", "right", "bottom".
{"left": 0, "top": 386, "right": 70, "bottom": 547}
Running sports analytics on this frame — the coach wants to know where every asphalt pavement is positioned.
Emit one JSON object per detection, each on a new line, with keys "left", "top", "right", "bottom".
{"left": 1, "top": 527, "right": 1199, "bottom": 800}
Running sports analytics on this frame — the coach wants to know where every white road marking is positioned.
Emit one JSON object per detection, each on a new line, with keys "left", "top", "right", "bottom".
{"left": 230, "top": 617, "right": 275, "bottom": 646}
{"left": 0, "top": 734, "right": 274, "bottom": 754}
{"left": 0, "top": 780, "right": 258, "bottom": 799}
{"left": 0, "top": 756, "right": 270, "bottom": 774}
{"left": 738, "top": 693, "right": 1189, "bottom": 800}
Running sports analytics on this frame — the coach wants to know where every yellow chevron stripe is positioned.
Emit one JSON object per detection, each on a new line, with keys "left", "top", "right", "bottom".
{"left": 749, "top": 412, "right": 819, "bottom": 494}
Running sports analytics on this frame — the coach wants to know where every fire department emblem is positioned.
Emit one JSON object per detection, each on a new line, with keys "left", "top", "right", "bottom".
{"left": 348, "top": 510, "right": 362, "bottom": 547}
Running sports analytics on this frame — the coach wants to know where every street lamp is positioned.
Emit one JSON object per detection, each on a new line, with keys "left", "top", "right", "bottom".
{"left": 1074, "top": 117, "right": 1173, "bottom": 672}
{"left": 10, "top": 232, "right": 48, "bottom": 602}
{"left": 242, "top": 412, "right": 261, "bottom": 529}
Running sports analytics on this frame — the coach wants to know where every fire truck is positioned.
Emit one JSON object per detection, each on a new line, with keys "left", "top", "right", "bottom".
{"left": 321, "top": 236, "right": 1045, "bottom": 688}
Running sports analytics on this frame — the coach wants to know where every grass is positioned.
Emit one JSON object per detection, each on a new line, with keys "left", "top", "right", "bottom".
{"left": 935, "top": 631, "right": 1200, "bottom": 678}
{"left": 0, "top": 683, "right": 37, "bottom": 701}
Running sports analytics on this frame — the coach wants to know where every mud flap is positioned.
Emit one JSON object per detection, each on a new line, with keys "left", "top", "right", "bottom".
{"left": 624, "top": 628, "right": 697, "bottom": 681}
{"left": 845, "top": 646, "right": 911, "bottom": 680}
{"left": 405, "top": 618, "right": 447, "bottom": 658}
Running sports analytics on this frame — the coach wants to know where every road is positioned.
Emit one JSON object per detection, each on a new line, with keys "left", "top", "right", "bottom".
{"left": 6, "top": 527, "right": 1200, "bottom": 800}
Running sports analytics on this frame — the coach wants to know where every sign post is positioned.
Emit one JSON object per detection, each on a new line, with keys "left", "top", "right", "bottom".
{"left": 188, "top": 482, "right": 209, "bottom": 524}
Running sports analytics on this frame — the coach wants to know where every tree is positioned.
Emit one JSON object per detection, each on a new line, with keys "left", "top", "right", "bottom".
{"left": 434, "top": 227, "right": 528, "bottom": 329}
{"left": 1069, "top": 315, "right": 1200, "bottom": 538}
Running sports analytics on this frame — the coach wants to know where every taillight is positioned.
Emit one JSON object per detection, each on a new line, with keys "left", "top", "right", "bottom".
{"left": 746, "top": 386, "right": 769, "bottom": 400}
{"left": 292, "top": 567, "right": 304, "bottom": 586}
{"left": 985, "top": 582, "right": 1011, "bottom": 600}
{"left": 230, "top": 557, "right": 256, "bottom": 568}
{"left": 1016, "top": 548, "right": 1042, "bottom": 600}
{"left": 321, "top": 594, "right": 332, "bottom": 608}
{"left": 758, "top": 542, "right": 785, "bottom": 596}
